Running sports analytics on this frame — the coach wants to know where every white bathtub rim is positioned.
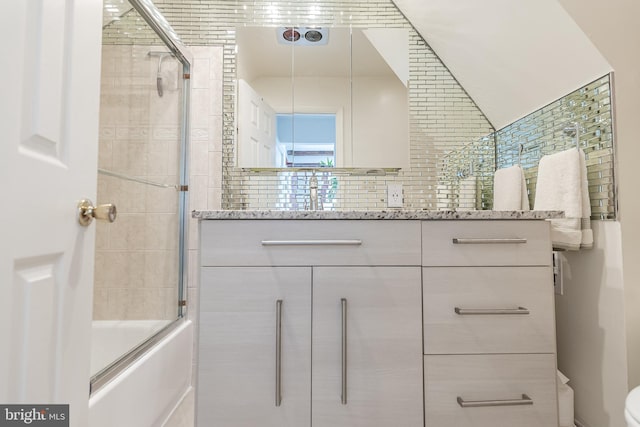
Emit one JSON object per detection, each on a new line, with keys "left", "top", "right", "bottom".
{"left": 88, "top": 319, "right": 193, "bottom": 427}
{"left": 89, "top": 318, "right": 190, "bottom": 400}
{"left": 90, "top": 319, "right": 173, "bottom": 376}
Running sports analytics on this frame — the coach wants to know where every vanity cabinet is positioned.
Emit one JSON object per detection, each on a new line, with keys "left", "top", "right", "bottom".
{"left": 422, "top": 221, "right": 558, "bottom": 427}
{"left": 196, "top": 217, "right": 559, "bottom": 427}
{"left": 197, "top": 220, "right": 424, "bottom": 427}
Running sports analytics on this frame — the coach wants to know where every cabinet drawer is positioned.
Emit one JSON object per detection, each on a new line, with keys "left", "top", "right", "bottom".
{"left": 423, "top": 267, "right": 555, "bottom": 354}
{"left": 425, "top": 354, "right": 558, "bottom": 427}
{"left": 422, "top": 221, "right": 551, "bottom": 266}
{"left": 200, "top": 220, "right": 421, "bottom": 266}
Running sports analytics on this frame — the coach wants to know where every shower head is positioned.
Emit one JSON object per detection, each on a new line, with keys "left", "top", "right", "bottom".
{"left": 148, "top": 51, "right": 175, "bottom": 97}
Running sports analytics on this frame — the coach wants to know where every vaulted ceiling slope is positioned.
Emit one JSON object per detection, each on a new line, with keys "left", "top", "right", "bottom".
{"left": 393, "top": 0, "right": 612, "bottom": 129}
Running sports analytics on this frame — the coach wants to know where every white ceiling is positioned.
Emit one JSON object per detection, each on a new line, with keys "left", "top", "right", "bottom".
{"left": 392, "top": 0, "right": 612, "bottom": 129}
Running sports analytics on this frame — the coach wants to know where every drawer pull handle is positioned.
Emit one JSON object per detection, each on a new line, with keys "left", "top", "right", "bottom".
{"left": 454, "top": 307, "right": 530, "bottom": 315}
{"left": 452, "top": 238, "right": 527, "bottom": 244}
{"left": 341, "top": 298, "right": 348, "bottom": 405}
{"left": 261, "top": 240, "right": 363, "bottom": 246}
{"left": 275, "top": 299, "right": 283, "bottom": 407}
{"left": 457, "top": 394, "right": 533, "bottom": 408}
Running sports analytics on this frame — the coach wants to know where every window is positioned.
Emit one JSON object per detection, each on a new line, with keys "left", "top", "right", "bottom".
{"left": 276, "top": 113, "right": 336, "bottom": 167}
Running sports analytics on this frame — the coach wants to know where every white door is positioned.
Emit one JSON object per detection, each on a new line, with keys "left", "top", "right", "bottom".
{"left": 0, "top": 1, "right": 103, "bottom": 426}
{"left": 237, "top": 79, "right": 277, "bottom": 167}
{"left": 312, "top": 267, "right": 424, "bottom": 427}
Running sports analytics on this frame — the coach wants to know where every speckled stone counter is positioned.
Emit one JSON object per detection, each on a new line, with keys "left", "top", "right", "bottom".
{"left": 192, "top": 210, "right": 563, "bottom": 220}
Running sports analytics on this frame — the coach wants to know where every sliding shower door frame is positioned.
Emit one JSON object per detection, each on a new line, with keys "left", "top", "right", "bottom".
{"left": 90, "top": 0, "right": 192, "bottom": 394}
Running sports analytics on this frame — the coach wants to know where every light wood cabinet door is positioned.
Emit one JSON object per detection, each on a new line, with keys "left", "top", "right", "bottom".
{"left": 312, "top": 267, "right": 423, "bottom": 427}
{"left": 197, "top": 267, "right": 312, "bottom": 427}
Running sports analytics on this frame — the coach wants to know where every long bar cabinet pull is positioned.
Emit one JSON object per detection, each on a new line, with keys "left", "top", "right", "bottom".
{"left": 457, "top": 394, "right": 533, "bottom": 408}
{"left": 454, "top": 307, "right": 530, "bottom": 315}
{"left": 261, "top": 240, "right": 362, "bottom": 246}
{"left": 341, "top": 298, "right": 348, "bottom": 405}
{"left": 275, "top": 299, "right": 283, "bottom": 407}
{"left": 452, "top": 238, "right": 527, "bottom": 244}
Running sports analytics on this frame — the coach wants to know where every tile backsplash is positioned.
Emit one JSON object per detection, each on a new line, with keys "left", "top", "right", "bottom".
{"left": 102, "top": 3, "right": 616, "bottom": 217}
{"left": 495, "top": 74, "right": 615, "bottom": 219}
{"left": 151, "top": 0, "right": 494, "bottom": 210}
{"left": 441, "top": 74, "right": 616, "bottom": 219}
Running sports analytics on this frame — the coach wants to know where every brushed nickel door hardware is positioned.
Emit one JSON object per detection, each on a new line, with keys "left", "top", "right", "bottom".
{"left": 452, "top": 238, "right": 527, "bottom": 244}
{"left": 341, "top": 298, "right": 347, "bottom": 405}
{"left": 457, "top": 394, "right": 533, "bottom": 408}
{"left": 454, "top": 307, "right": 530, "bottom": 315}
{"left": 261, "top": 240, "right": 362, "bottom": 246}
{"left": 275, "top": 299, "right": 283, "bottom": 407}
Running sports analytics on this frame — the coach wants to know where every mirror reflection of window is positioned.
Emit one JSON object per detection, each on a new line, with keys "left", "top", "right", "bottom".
{"left": 277, "top": 114, "right": 336, "bottom": 168}
{"left": 235, "top": 26, "right": 409, "bottom": 169}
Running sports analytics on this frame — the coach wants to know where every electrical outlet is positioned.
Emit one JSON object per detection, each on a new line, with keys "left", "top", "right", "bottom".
{"left": 387, "top": 184, "right": 403, "bottom": 208}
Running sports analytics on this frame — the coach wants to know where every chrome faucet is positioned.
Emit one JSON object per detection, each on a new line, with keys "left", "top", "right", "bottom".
{"left": 309, "top": 171, "right": 321, "bottom": 210}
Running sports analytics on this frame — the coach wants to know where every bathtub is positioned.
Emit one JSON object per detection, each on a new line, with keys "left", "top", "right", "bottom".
{"left": 88, "top": 319, "right": 193, "bottom": 427}
{"left": 90, "top": 320, "right": 173, "bottom": 376}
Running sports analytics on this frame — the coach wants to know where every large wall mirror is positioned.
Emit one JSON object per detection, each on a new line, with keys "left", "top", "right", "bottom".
{"left": 236, "top": 26, "right": 409, "bottom": 169}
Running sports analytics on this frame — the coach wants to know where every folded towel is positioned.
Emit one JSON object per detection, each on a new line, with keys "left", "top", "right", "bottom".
{"left": 493, "top": 165, "right": 530, "bottom": 211}
{"left": 534, "top": 147, "right": 592, "bottom": 250}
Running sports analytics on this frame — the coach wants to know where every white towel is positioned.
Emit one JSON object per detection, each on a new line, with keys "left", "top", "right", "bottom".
{"left": 579, "top": 151, "right": 593, "bottom": 249}
{"left": 493, "top": 165, "right": 530, "bottom": 211}
{"left": 534, "top": 147, "right": 592, "bottom": 250}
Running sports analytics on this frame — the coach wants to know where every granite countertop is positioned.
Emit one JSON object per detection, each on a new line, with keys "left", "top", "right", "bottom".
{"left": 192, "top": 210, "right": 564, "bottom": 220}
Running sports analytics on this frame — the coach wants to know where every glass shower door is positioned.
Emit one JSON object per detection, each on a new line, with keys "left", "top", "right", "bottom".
{"left": 92, "top": 0, "right": 189, "bottom": 386}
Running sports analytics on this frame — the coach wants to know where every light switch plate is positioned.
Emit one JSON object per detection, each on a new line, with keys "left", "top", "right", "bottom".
{"left": 387, "top": 184, "right": 403, "bottom": 208}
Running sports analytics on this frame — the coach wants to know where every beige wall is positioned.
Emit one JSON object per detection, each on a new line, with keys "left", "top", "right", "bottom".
{"left": 558, "top": 0, "right": 640, "bottom": 391}
{"left": 556, "top": 221, "right": 628, "bottom": 427}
